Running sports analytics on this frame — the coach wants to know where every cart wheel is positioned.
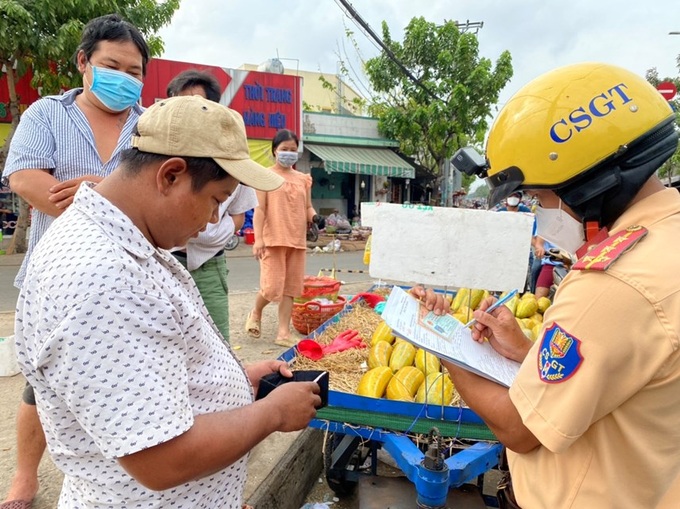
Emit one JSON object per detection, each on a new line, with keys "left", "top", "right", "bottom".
{"left": 224, "top": 235, "right": 239, "bottom": 251}
{"left": 324, "top": 432, "right": 360, "bottom": 497}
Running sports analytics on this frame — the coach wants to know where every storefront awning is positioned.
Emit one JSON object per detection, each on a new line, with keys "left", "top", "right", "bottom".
{"left": 306, "top": 144, "right": 415, "bottom": 178}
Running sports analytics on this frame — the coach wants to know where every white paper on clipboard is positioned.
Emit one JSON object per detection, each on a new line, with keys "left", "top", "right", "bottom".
{"left": 381, "top": 286, "right": 520, "bottom": 387}
{"left": 368, "top": 203, "right": 534, "bottom": 292}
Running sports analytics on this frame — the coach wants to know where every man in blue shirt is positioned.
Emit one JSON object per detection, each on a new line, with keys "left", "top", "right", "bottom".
{"left": 1, "top": 14, "right": 148, "bottom": 508}
{"left": 497, "top": 191, "right": 531, "bottom": 213}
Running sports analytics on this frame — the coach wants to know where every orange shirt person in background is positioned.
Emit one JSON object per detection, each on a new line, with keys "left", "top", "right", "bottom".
{"left": 246, "top": 129, "right": 317, "bottom": 347}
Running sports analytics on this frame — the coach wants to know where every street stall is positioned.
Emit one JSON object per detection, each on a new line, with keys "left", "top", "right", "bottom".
{"left": 279, "top": 204, "right": 535, "bottom": 508}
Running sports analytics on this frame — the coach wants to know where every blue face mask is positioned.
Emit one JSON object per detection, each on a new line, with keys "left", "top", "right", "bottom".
{"left": 87, "top": 64, "right": 143, "bottom": 112}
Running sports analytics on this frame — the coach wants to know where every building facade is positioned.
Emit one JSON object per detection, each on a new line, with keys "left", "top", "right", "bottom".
{"left": 296, "top": 112, "right": 414, "bottom": 218}
{"left": 1, "top": 58, "right": 413, "bottom": 233}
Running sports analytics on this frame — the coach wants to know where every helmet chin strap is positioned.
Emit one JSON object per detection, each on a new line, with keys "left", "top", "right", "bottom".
{"left": 581, "top": 194, "right": 607, "bottom": 244}
{"left": 557, "top": 168, "right": 618, "bottom": 242}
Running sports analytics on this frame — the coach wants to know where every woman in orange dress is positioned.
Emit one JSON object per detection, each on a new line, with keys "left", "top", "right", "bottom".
{"left": 246, "top": 129, "right": 317, "bottom": 346}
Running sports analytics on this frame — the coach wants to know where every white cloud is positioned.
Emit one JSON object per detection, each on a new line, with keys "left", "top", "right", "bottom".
{"left": 157, "top": 0, "right": 680, "bottom": 106}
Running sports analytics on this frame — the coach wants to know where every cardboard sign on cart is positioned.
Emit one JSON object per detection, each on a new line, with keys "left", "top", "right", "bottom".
{"left": 365, "top": 202, "right": 534, "bottom": 292}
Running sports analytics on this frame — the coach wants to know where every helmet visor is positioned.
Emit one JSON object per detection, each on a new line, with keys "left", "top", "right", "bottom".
{"left": 485, "top": 166, "right": 525, "bottom": 208}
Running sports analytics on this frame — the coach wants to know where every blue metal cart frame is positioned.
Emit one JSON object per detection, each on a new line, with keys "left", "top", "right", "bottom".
{"left": 279, "top": 301, "right": 504, "bottom": 508}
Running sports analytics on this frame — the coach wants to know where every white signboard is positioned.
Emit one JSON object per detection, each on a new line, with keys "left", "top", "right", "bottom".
{"left": 369, "top": 203, "right": 534, "bottom": 292}
{"left": 359, "top": 202, "right": 378, "bottom": 227}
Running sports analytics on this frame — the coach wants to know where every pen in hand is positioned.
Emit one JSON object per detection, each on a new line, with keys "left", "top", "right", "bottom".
{"left": 463, "top": 289, "right": 519, "bottom": 328}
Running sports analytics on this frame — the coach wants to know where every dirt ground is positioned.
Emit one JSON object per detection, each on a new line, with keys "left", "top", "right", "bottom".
{"left": 0, "top": 283, "right": 371, "bottom": 508}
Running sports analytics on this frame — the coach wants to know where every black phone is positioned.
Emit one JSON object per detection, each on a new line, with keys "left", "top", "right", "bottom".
{"left": 255, "top": 370, "right": 329, "bottom": 408}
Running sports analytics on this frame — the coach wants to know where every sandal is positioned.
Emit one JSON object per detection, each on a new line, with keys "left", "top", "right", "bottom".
{"left": 274, "top": 337, "right": 298, "bottom": 348}
{"left": 0, "top": 501, "right": 33, "bottom": 509}
{"left": 245, "top": 311, "right": 261, "bottom": 338}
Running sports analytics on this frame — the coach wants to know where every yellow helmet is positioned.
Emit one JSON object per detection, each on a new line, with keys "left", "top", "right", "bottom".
{"left": 483, "top": 62, "right": 676, "bottom": 207}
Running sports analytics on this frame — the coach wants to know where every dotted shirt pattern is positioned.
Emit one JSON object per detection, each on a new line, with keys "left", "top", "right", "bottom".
{"left": 2, "top": 88, "right": 142, "bottom": 289}
{"left": 14, "top": 184, "right": 254, "bottom": 508}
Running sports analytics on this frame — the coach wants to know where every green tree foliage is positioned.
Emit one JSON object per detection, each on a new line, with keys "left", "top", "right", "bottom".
{"left": 645, "top": 63, "right": 680, "bottom": 186}
{"left": 364, "top": 17, "right": 513, "bottom": 190}
{"left": 0, "top": 0, "right": 179, "bottom": 253}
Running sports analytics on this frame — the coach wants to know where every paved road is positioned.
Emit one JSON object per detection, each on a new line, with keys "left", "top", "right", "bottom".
{"left": 0, "top": 250, "right": 372, "bottom": 313}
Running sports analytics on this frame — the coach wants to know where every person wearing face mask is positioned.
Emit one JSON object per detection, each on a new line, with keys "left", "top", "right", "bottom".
{"left": 0, "top": 14, "right": 148, "bottom": 509}
{"left": 498, "top": 191, "right": 531, "bottom": 213}
{"left": 246, "top": 129, "right": 318, "bottom": 347}
{"left": 420, "top": 63, "right": 680, "bottom": 508}
{"left": 11, "top": 96, "right": 321, "bottom": 509}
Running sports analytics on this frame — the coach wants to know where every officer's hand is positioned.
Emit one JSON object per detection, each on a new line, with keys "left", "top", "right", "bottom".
{"left": 410, "top": 286, "right": 449, "bottom": 315}
{"left": 471, "top": 297, "right": 533, "bottom": 363}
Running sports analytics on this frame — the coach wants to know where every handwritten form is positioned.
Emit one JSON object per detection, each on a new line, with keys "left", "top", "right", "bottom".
{"left": 381, "top": 286, "right": 520, "bottom": 388}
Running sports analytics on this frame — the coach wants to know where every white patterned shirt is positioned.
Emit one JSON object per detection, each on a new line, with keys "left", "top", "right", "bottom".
{"left": 182, "top": 184, "right": 257, "bottom": 271}
{"left": 15, "top": 183, "right": 254, "bottom": 508}
{"left": 2, "top": 88, "right": 142, "bottom": 288}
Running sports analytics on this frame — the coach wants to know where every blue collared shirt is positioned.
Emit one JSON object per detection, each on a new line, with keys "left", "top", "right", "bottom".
{"left": 2, "top": 88, "right": 143, "bottom": 288}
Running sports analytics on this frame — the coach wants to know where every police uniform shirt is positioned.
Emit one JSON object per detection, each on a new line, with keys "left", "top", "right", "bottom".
{"left": 508, "top": 188, "right": 680, "bottom": 508}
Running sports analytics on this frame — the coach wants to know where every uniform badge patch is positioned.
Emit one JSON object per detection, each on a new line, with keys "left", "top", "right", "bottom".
{"left": 538, "top": 323, "right": 583, "bottom": 383}
{"left": 573, "top": 225, "right": 647, "bottom": 271}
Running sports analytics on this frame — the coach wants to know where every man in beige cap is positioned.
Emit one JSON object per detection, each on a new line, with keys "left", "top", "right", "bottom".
{"left": 13, "top": 96, "right": 322, "bottom": 508}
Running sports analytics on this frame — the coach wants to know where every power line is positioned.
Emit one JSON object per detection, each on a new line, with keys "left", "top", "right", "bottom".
{"left": 334, "top": 0, "right": 443, "bottom": 103}
{"left": 334, "top": 0, "right": 484, "bottom": 105}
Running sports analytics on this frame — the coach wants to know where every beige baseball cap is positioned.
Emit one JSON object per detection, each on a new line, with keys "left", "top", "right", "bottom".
{"left": 131, "top": 96, "right": 284, "bottom": 192}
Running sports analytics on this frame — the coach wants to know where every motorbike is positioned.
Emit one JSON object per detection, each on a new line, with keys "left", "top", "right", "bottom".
{"left": 224, "top": 233, "right": 240, "bottom": 251}
{"left": 547, "top": 247, "right": 572, "bottom": 298}
{"left": 307, "top": 221, "right": 319, "bottom": 242}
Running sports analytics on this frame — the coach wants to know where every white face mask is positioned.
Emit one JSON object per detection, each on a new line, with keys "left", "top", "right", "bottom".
{"left": 534, "top": 200, "right": 585, "bottom": 254}
{"left": 506, "top": 196, "right": 520, "bottom": 207}
{"left": 276, "top": 151, "right": 298, "bottom": 167}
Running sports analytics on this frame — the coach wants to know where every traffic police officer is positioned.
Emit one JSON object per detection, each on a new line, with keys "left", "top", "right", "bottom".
{"left": 425, "top": 62, "right": 680, "bottom": 508}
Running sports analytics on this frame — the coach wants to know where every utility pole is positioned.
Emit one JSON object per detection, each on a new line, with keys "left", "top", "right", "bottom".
{"left": 336, "top": 61, "right": 343, "bottom": 114}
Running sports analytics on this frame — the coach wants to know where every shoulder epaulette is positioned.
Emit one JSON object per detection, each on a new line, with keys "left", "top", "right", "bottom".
{"left": 572, "top": 225, "right": 648, "bottom": 271}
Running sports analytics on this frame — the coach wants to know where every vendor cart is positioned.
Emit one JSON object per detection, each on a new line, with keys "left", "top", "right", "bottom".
{"left": 280, "top": 302, "right": 503, "bottom": 509}
{"left": 285, "top": 203, "right": 536, "bottom": 507}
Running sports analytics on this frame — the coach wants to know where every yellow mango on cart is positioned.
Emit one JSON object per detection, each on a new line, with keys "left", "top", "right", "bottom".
{"left": 386, "top": 366, "right": 425, "bottom": 402}
{"left": 450, "top": 288, "right": 470, "bottom": 313}
{"left": 516, "top": 296, "right": 539, "bottom": 319}
{"left": 505, "top": 295, "right": 519, "bottom": 316}
{"left": 389, "top": 341, "right": 417, "bottom": 373}
{"left": 357, "top": 366, "right": 393, "bottom": 399}
{"left": 371, "top": 321, "right": 395, "bottom": 346}
{"left": 415, "top": 348, "right": 441, "bottom": 376}
{"left": 537, "top": 296, "right": 552, "bottom": 314}
{"left": 457, "top": 305, "right": 474, "bottom": 323}
{"left": 368, "top": 341, "right": 393, "bottom": 369}
{"left": 415, "top": 372, "right": 454, "bottom": 406}
{"left": 530, "top": 312, "right": 543, "bottom": 323}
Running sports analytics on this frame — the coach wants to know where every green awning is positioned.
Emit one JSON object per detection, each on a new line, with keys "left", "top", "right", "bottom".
{"left": 306, "top": 144, "right": 415, "bottom": 178}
